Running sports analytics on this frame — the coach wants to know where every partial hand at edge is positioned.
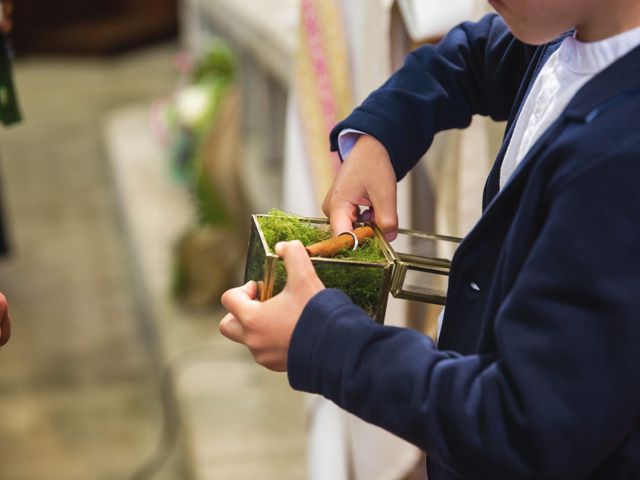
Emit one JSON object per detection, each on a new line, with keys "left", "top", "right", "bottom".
{"left": 322, "top": 135, "right": 399, "bottom": 241}
{"left": 0, "top": 293, "right": 11, "bottom": 347}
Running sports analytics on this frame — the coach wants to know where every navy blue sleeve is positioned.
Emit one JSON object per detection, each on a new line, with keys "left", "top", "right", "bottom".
{"left": 287, "top": 154, "right": 640, "bottom": 478}
{"left": 329, "top": 14, "right": 536, "bottom": 180}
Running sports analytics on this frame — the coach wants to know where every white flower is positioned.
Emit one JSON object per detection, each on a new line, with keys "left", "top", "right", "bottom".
{"left": 175, "top": 85, "right": 211, "bottom": 127}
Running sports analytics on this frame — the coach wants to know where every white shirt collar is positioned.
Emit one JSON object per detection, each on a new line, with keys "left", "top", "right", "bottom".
{"left": 558, "top": 25, "right": 640, "bottom": 75}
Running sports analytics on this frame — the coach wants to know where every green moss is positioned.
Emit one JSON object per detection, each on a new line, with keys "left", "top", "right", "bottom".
{"left": 258, "top": 209, "right": 329, "bottom": 251}
{"left": 258, "top": 209, "right": 385, "bottom": 261}
{"left": 257, "top": 209, "right": 387, "bottom": 318}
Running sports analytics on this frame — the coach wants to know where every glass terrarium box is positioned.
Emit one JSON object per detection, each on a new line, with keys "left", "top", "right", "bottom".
{"left": 244, "top": 212, "right": 461, "bottom": 324}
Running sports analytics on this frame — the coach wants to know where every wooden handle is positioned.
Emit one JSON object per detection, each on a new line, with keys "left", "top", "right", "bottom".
{"left": 305, "top": 226, "right": 374, "bottom": 258}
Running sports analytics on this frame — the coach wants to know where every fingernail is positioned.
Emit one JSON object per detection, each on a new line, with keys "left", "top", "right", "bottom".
{"left": 384, "top": 231, "right": 397, "bottom": 241}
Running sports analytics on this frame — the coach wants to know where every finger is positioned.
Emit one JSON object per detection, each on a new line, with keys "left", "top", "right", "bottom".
{"left": 221, "top": 281, "right": 258, "bottom": 316}
{"left": 359, "top": 207, "right": 373, "bottom": 223}
{"left": 327, "top": 204, "right": 357, "bottom": 237}
{"left": 322, "top": 178, "right": 359, "bottom": 236}
{"left": 275, "top": 240, "right": 318, "bottom": 286}
{"left": 219, "top": 313, "right": 244, "bottom": 343}
{"left": 369, "top": 186, "right": 398, "bottom": 240}
{"left": 241, "top": 280, "right": 257, "bottom": 300}
{"left": 366, "top": 208, "right": 398, "bottom": 241}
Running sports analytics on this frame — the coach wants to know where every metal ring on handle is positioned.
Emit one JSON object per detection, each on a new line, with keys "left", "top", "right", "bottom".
{"left": 337, "top": 230, "right": 359, "bottom": 251}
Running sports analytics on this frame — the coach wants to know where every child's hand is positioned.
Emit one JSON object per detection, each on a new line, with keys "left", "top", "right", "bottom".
{"left": 322, "top": 134, "right": 398, "bottom": 241}
{"left": 0, "top": 293, "right": 11, "bottom": 346}
{"left": 219, "top": 240, "right": 325, "bottom": 371}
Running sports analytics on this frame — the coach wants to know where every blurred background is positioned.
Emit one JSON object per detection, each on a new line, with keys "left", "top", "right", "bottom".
{"left": 0, "top": 1, "right": 501, "bottom": 479}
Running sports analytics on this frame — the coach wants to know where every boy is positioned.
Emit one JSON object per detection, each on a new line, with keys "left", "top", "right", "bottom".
{"left": 221, "top": 0, "right": 640, "bottom": 478}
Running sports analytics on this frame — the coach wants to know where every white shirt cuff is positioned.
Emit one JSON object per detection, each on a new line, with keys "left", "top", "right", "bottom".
{"left": 337, "top": 129, "right": 365, "bottom": 160}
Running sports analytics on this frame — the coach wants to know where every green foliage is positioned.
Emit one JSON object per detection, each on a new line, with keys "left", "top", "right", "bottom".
{"left": 194, "top": 42, "right": 235, "bottom": 84}
{"left": 314, "top": 264, "right": 384, "bottom": 317}
{"left": 171, "top": 250, "right": 189, "bottom": 299}
{"left": 257, "top": 209, "right": 387, "bottom": 318}
{"left": 259, "top": 209, "right": 329, "bottom": 251}
{"left": 187, "top": 78, "right": 234, "bottom": 227}
{"left": 193, "top": 155, "right": 233, "bottom": 226}
{"left": 259, "top": 209, "right": 385, "bottom": 262}
{"left": 190, "top": 77, "right": 231, "bottom": 133}
{"left": 170, "top": 43, "right": 237, "bottom": 300}
{"left": 168, "top": 42, "right": 237, "bottom": 227}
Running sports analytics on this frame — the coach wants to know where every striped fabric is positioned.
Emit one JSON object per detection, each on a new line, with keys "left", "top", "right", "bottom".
{"left": 295, "top": 0, "right": 354, "bottom": 206}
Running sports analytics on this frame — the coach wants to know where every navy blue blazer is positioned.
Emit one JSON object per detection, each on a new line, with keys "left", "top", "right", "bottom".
{"left": 287, "top": 14, "right": 640, "bottom": 480}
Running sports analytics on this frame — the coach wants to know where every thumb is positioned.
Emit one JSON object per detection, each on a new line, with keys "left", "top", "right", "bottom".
{"left": 369, "top": 195, "right": 398, "bottom": 241}
{"left": 275, "top": 240, "right": 317, "bottom": 286}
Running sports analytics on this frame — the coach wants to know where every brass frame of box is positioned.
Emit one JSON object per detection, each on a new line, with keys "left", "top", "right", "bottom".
{"left": 244, "top": 214, "right": 461, "bottom": 323}
{"left": 391, "top": 228, "right": 461, "bottom": 305}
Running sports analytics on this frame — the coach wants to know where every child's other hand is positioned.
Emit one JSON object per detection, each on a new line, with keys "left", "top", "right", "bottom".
{"left": 0, "top": 293, "right": 11, "bottom": 346}
{"left": 0, "top": 1, "right": 13, "bottom": 35}
{"left": 323, "top": 134, "right": 398, "bottom": 241}
{"left": 219, "top": 240, "right": 325, "bottom": 372}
